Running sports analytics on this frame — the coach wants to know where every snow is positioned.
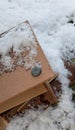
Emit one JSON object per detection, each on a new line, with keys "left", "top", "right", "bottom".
{"left": 0, "top": 0, "right": 75, "bottom": 130}
{"left": 0, "top": 22, "right": 38, "bottom": 74}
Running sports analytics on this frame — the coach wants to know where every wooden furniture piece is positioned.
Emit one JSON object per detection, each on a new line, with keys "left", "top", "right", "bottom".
{"left": 0, "top": 21, "right": 57, "bottom": 130}
{"left": 0, "top": 46, "right": 57, "bottom": 113}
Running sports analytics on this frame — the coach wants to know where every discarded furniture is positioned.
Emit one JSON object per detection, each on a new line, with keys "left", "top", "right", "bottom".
{"left": 0, "top": 21, "right": 57, "bottom": 130}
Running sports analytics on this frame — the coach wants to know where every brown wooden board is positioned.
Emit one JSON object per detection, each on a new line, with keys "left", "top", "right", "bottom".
{"left": 0, "top": 21, "right": 56, "bottom": 114}
{"left": 0, "top": 116, "right": 8, "bottom": 130}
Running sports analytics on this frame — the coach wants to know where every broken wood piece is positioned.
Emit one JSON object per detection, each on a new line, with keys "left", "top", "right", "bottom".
{"left": 0, "top": 116, "right": 8, "bottom": 130}
{"left": 17, "top": 101, "right": 29, "bottom": 112}
{"left": 45, "top": 82, "right": 58, "bottom": 104}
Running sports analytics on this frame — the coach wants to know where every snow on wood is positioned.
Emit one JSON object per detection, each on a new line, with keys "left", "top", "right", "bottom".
{"left": 0, "top": 21, "right": 38, "bottom": 75}
{"left": 0, "top": 21, "right": 57, "bottom": 115}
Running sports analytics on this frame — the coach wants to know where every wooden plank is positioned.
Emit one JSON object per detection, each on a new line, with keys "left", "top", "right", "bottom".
{"left": 0, "top": 84, "right": 47, "bottom": 113}
{"left": 0, "top": 116, "right": 8, "bottom": 130}
{"left": 45, "top": 82, "right": 58, "bottom": 104}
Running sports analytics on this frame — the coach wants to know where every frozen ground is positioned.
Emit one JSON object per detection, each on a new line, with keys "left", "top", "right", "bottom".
{"left": 0, "top": 0, "right": 75, "bottom": 130}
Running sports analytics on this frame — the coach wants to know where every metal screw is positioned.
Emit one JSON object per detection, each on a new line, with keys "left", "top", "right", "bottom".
{"left": 31, "top": 66, "right": 42, "bottom": 77}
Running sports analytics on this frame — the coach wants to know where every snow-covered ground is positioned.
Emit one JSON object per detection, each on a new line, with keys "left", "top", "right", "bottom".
{"left": 0, "top": 0, "right": 75, "bottom": 130}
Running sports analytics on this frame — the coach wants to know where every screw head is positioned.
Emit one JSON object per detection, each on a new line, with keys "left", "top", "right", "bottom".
{"left": 31, "top": 66, "right": 42, "bottom": 77}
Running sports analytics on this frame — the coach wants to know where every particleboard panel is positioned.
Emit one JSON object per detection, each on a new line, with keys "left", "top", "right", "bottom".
{"left": 0, "top": 21, "right": 56, "bottom": 114}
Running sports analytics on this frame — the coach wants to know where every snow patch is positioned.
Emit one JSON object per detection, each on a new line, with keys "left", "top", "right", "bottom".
{"left": 0, "top": 22, "right": 37, "bottom": 74}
